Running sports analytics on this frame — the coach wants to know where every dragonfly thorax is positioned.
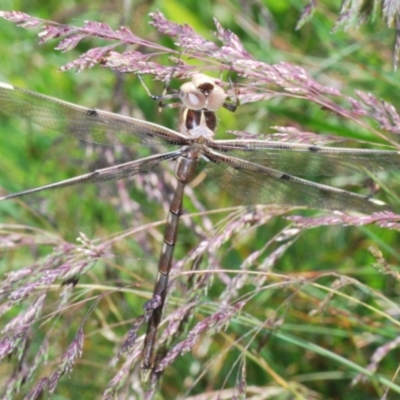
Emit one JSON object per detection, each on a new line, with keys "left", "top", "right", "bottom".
{"left": 179, "top": 107, "right": 217, "bottom": 139}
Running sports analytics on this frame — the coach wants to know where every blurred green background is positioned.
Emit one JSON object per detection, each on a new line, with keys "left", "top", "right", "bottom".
{"left": 0, "top": 1, "right": 399, "bottom": 399}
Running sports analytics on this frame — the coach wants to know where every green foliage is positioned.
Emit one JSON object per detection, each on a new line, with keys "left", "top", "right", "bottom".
{"left": 0, "top": 1, "right": 399, "bottom": 399}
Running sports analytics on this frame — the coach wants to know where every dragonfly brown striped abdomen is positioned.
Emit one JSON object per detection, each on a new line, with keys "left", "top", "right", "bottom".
{"left": 0, "top": 74, "right": 399, "bottom": 379}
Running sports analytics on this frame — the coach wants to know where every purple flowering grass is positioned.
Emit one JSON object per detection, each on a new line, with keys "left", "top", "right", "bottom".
{"left": 0, "top": 7, "right": 399, "bottom": 400}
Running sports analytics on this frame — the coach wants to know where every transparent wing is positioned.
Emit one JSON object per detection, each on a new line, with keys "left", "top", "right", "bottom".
{"left": 204, "top": 149, "right": 390, "bottom": 213}
{"left": 0, "top": 149, "right": 183, "bottom": 200}
{"left": 210, "top": 140, "right": 400, "bottom": 177}
{"left": 0, "top": 82, "right": 190, "bottom": 149}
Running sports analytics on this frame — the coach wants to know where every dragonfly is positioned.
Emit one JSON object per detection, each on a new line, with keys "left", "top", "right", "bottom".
{"left": 0, "top": 74, "right": 399, "bottom": 379}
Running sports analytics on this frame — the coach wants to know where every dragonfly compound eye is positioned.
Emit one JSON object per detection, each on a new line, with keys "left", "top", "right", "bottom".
{"left": 179, "top": 81, "right": 206, "bottom": 110}
{"left": 203, "top": 84, "right": 227, "bottom": 112}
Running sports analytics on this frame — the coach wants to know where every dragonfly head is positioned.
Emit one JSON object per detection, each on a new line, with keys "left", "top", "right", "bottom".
{"left": 179, "top": 73, "right": 227, "bottom": 112}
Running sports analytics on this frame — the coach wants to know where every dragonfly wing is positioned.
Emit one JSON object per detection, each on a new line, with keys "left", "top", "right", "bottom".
{"left": 0, "top": 149, "right": 183, "bottom": 200}
{"left": 211, "top": 140, "right": 400, "bottom": 177}
{"left": 204, "top": 149, "right": 390, "bottom": 213}
{"left": 0, "top": 82, "right": 190, "bottom": 149}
